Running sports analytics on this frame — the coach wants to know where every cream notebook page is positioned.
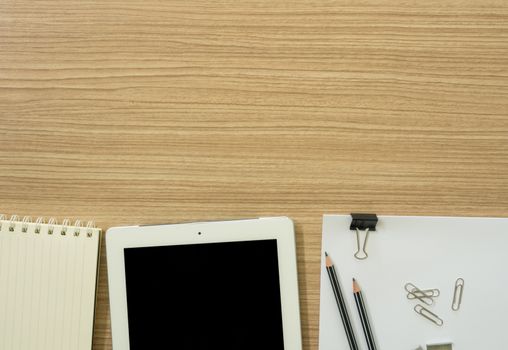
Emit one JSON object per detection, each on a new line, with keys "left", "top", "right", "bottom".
{"left": 0, "top": 215, "right": 100, "bottom": 350}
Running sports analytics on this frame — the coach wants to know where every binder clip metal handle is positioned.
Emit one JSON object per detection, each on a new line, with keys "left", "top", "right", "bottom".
{"left": 350, "top": 213, "right": 378, "bottom": 260}
{"left": 354, "top": 228, "right": 370, "bottom": 260}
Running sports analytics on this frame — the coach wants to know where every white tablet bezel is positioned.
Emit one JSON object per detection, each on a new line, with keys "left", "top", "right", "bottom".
{"left": 106, "top": 216, "right": 302, "bottom": 350}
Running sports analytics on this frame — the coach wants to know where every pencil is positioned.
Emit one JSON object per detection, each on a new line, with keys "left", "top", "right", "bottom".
{"left": 325, "top": 252, "right": 359, "bottom": 350}
{"left": 353, "top": 278, "right": 377, "bottom": 350}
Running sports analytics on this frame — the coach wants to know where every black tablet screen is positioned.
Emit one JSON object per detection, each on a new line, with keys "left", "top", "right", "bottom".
{"left": 124, "top": 239, "right": 284, "bottom": 350}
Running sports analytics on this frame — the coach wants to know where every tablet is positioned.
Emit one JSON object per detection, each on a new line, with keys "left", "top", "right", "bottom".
{"left": 106, "top": 217, "right": 302, "bottom": 350}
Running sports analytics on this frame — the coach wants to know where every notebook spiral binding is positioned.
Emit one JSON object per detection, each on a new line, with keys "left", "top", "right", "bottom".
{"left": 0, "top": 214, "right": 96, "bottom": 237}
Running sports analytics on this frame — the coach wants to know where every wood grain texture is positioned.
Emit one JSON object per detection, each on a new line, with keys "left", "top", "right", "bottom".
{"left": 1, "top": 0, "right": 507, "bottom": 349}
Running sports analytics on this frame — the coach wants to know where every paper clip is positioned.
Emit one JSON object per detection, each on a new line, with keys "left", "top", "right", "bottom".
{"left": 407, "top": 288, "right": 440, "bottom": 300}
{"left": 452, "top": 278, "right": 464, "bottom": 311}
{"left": 414, "top": 304, "right": 443, "bottom": 326}
{"left": 405, "top": 283, "right": 434, "bottom": 305}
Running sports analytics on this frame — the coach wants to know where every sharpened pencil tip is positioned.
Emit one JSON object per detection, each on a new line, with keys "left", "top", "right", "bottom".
{"left": 325, "top": 253, "right": 332, "bottom": 267}
{"left": 325, "top": 251, "right": 328, "bottom": 256}
{"left": 353, "top": 278, "right": 361, "bottom": 293}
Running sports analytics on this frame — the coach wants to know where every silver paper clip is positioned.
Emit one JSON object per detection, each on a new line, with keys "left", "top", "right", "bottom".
{"left": 414, "top": 304, "right": 443, "bottom": 326}
{"left": 405, "top": 283, "right": 435, "bottom": 305}
{"left": 407, "top": 288, "right": 440, "bottom": 300}
{"left": 452, "top": 278, "right": 464, "bottom": 311}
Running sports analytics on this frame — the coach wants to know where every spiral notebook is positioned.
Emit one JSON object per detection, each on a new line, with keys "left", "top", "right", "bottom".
{"left": 0, "top": 214, "right": 101, "bottom": 350}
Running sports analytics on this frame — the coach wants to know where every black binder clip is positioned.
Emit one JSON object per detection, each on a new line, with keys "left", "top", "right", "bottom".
{"left": 350, "top": 213, "right": 378, "bottom": 260}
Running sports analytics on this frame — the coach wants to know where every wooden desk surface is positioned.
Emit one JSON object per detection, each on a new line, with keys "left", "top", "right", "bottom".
{"left": 1, "top": 1, "right": 507, "bottom": 349}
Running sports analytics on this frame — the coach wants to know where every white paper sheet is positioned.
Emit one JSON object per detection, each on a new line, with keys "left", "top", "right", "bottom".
{"left": 319, "top": 215, "right": 508, "bottom": 350}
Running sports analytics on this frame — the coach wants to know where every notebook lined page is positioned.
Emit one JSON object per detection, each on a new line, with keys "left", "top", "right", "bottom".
{"left": 0, "top": 218, "right": 100, "bottom": 350}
